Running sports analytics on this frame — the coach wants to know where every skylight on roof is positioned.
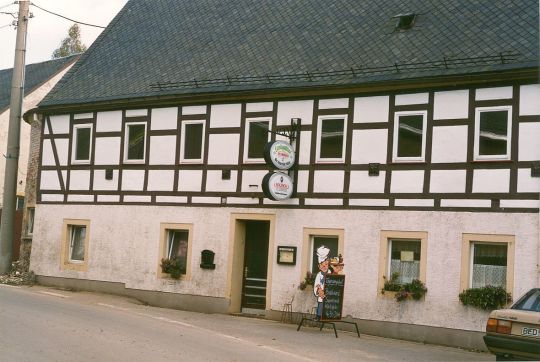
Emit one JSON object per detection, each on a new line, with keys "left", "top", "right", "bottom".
{"left": 393, "top": 13, "right": 416, "bottom": 30}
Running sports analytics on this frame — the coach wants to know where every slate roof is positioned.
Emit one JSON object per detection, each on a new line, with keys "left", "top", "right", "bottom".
{"left": 40, "top": 0, "right": 538, "bottom": 108}
{"left": 0, "top": 55, "right": 78, "bottom": 113}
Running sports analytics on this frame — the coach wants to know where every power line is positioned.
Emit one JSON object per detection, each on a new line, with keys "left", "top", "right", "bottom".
{"left": 31, "top": 2, "right": 105, "bottom": 29}
{"left": 0, "top": 21, "right": 13, "bottom": 29}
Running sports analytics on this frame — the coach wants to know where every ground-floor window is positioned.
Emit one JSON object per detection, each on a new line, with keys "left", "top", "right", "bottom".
{"left": 301, "top": 228, "right": 344, "bottom": 279}
{"left": 159, "top": 223, "right": 193, "bottom": 280}
{"left": 61, "top": 219, "right": 90, "bottom": 271}
{"left": 461, "top": 234, "right": 514, "bottom": 292}
{"left": 378, "top": 231, "right": 427, "bottom": 294}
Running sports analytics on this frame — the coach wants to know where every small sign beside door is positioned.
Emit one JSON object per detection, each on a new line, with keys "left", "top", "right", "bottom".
{"left": 277, "top": 246, "right": 297, "bottom": 265}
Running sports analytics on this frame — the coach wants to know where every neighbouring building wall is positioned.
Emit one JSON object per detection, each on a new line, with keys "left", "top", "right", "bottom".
{"left": 0, "top": 66, "right": 73, "bottom": 203}
{"left": 30, "top": 204, "right": 538, "bottom": 333}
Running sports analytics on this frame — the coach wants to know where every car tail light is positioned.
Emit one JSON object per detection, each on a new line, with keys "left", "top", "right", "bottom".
{"left": 486, "top": 318, "right": 512, "bottom": 334}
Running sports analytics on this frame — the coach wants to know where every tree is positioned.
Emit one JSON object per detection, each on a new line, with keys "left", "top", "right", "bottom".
{"left": 52, "top": 23, "right": 87, "bottom": 59}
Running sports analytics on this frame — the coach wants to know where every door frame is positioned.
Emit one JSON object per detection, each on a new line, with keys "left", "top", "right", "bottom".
{"left": 227, "top": 213, "right": 275, "bottom": 314}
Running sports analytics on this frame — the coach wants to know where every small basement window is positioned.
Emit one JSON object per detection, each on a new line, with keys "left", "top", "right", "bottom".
{"left": 394, "top": 13, "right": 416, "bottom": 30}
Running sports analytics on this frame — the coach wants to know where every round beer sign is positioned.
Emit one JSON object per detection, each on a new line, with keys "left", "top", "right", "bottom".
{"left": 262, "top": 172, "right": 294, "bottom": 201}
{"left": 263, "top": 140, "right": 295, "bottom": 170}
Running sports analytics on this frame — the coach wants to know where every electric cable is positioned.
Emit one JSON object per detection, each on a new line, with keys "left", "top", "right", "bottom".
{"left": 30, "top": 2, "right": 105, "bottom": 28}
{"left": 0, "top": 22, "right": 12, "bottom": 29}
{"left": 0, "top": 2, "right": 15, "bottom": 11}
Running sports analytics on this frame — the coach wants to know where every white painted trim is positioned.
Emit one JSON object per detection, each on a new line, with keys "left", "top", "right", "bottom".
{"left": 243, "top": 117, "right": 271, "bottom": 163}
{"left": 180, "top": 120, "right": 205, "bottom": 164}
{"left": 315, "top": 115, "right": 348, "bottom": 163}
{"left": 123, "top": 121, "right": 147, "bottom": 163}
{"left": 392, "top": 110, "right": 427, "bottom": 163}
{"left": 71, "top": 123, "right": 93, "bottom": 165}
{"left": 473, "top": 106, "right": 512, "bottom": 161}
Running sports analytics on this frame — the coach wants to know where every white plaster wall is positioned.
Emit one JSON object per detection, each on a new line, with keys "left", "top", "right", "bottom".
{"left": 476, "top": 86, "right": 513, "bottom": 100}
{"left": 296, "top": 170, "right": 309, "bottom": 193}
{"left": 210, "top": 104, "right": 241, "bottom": 128}
{"left": 125, "top": 109, "right": 147, "bottom": 117}
{"left": 241, "top": 170, "right": 267, "bottom": 192}
{"left": 395, "top": 92, "right": 429, "bottom": 105}
{"left": 430, "top": 170, "right": 466, "bottom": 193}
{"left": 313, "top": 171, "right": 344, "bottom": 193}
{"left": 206, "top": 170, "right": 238, "bottom": 192}
{"left": 207, "top": 134, "right": 240, "bottom": 165}
{"left": 351, "top": 129, "right": 388, "bottom": 164}
{"left": 55, "top": 138, "right": 69, "bottom": 166}
{"left": 94, "top": 137, "right": 121, "bottom": 165}
{"left": 518, "top": 123, "right": 540, "bottom": 161}
{"left": 246, "top": 102, "right": 273, "bottom": 112}
{"left": 349, "top": 171, "right": 386, "bottom": 193}
{"left": 433, "top": 90, "right": 468, "bottom": 120}
{"left": 276, "top": 100, "right": 313, "bottom": 126}
{"left": 96, "top": 111, "right": 122, "bottom": 132}
{"left": 182, "top": 105, "right": 207, "bottom": 116}
{"left": 318, "top": 98, "right": 348, "bottom": 109}
{"left": 431, "top": 126, "right": 468, "bottom": 163}
{"left": 30, "top": 204, "right": 539, "bottom": 333}
{"left": 74, "top": 113, "right": 93, "bottom": 120}
{"left": 41, "top": 140, "right": 56, "bottom": 166}
{"left": 69, "top": 170, "right": 91, "bottom": 190}
{"left": 39, "top": 170, "right": 61, "bottom": 190}
{"left": 147, "top": 170, "right": 174, "bottom": 191}
{"left": 121, "top": 170, "right": 145, "bottom": 191}
{"left": 298, "top": 131, "right": 311, "bottom": 165}
{"left": 472, "top": 169, "right": 510, "bottom": 193}
{"left": 149, "top": 135, "right": 176, "bottom": 165}
{"left": 517, "top": 169, "right": 540, "bottom": 192}
{"left": 353, "top": 96, "right": 389, "bottom": 123}
{"left": 93, "top": 170, "right": 119, "bottom": 191}
{"left": 390, "top": 170, "right": 424, "bottom": 193}
{"left": 151, "top": 107, "right": 178, "bottom": 130}
{"left": 177, "top": 170, "right": 202, "bottom": 192}
{"left": 520, "top": 84, "right": 540, "bottom": 115}
{"left": 49, "top": 115, "right": 70, "bottom": 134}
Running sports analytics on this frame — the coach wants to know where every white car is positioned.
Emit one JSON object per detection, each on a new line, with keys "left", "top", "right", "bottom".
{"left": 483, "top": 288, "right": 540, "bottom": 361}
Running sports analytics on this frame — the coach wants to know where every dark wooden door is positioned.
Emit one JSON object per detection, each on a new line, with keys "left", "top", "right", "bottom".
{"left": 241, "top": 220, "right": 269, "bottom": 310}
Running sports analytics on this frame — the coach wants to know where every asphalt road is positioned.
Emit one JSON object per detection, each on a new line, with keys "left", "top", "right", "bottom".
{"left": 0, "top": 284, "right": 493, "bottom": 361}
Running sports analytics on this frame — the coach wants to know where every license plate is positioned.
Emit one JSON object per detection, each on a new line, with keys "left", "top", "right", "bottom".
{"left": 522, "top": 327, "right": 540, "bottom": 337}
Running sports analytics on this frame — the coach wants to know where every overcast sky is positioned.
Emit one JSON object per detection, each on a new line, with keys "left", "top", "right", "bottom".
{"left": 0, "top": 0, "right": 128, "bottom": 70}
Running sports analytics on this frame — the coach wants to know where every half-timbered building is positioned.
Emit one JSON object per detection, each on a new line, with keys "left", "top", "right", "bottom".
{"left": 27, "top": 0, "right": 539, "bottom": 350}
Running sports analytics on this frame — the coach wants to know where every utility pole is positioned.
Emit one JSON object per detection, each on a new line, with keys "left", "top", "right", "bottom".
{"left": 0, "top": 0, "right": 30, "bottom": 274}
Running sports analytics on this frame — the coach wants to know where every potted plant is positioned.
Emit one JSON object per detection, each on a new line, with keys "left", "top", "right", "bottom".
{"left": 382, "top": 272, "right": 427, "bottom": 302}
{"left": 160, "top": 257, "right": 186, "bottom": 279}
{"left": 298, "top": 271, "right": 315, "bottom": 290}
{"left": 459, "top": 285, "right": 512, "bottom": 310}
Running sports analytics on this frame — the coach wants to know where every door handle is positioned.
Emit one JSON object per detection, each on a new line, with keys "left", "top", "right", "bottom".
{"left": 244, "top": 267, "right": 248, "bottom": 278}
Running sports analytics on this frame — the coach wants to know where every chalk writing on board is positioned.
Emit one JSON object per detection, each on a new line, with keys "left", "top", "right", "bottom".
{"left": 321, "top": 274, "right": 345, "bottom": 321}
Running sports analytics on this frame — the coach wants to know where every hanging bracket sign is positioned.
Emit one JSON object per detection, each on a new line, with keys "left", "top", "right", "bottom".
{"left": 263, "top": 140, "right": 295, "bottom": 170}
{"left": 262, "top": 172, "right": 294, "bottom": 201}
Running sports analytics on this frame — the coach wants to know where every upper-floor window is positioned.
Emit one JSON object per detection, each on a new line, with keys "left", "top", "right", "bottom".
{"left": 474, "top": 106, "right": 512, "bottom": 160}
{"left": 316, "top": 116, "right": 347, "bottom": 163}
{"left": 180, "top": 120, "right": 205, "bottom": 163}
{"left": 244, "top": 118, "right": 270, "bottom": 162}
{"left": 393, "top": 111, "right": 427, "bottom": 162}
{"left": 72, "top": 124, "right": 92, "bottom": 164}
{"left": 124, "top": 122, "right": 147, "bottom": 162}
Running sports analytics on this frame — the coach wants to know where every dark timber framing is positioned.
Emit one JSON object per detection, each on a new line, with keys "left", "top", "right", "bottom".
{"left": 37, "top": 79, "right": 540, "bottom": 213}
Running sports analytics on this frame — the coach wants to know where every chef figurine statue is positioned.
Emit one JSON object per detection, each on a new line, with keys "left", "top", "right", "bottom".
{"left": 313, "top": 245, "right": 330, "bottom": 320}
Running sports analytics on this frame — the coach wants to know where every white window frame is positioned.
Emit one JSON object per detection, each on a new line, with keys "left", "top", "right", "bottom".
{"left": 469, "top": 242, "right": 508, "bottom": 289}
{"left": 61, "top": 219, "right": 90, "bottom": 271}
{"left": 180, "top": 120, "right": 205, "bottom": 164}
{"left": 123, "top": 121, "right": 147, "bottom": 163}
{"left": 158, "top": 223, "right": 193, "bottom": 280}
{"left": 71, "top": 124, "right": 93, "bottom": 164}
{"left": 316, "top": 115, "right": 348, "bottom": 163}
{"left": 460, "top": 233, "right": 515, "bottom": 293}
{"left": 392, "top": 110, "right": 427, "bottom": 162}
{"left": 26, "top": 207, "right": 35, "bottom": 236}
{"left": 68, "top": 225, "right": 86, "bottom": 263}
{"left": 473, "top": 106, "right": 512, "bottom": 161}
{"left": 243, "top": 117, "right": 271, "bottom": 163}
{"left": 387, "top": 238, "right": 421, "bottom": 284}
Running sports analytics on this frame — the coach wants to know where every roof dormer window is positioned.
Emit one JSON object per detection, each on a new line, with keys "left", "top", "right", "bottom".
{"left": 393, "top": 13, "right": 416, "bottom": 30}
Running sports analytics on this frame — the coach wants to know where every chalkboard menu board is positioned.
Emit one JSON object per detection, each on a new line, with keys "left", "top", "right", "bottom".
{"left": 321, "top": 274, "right": 345, "bottom": 321}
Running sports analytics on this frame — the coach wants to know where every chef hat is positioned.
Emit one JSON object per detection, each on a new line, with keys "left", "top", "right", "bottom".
{"left": 317, "top": 246, "right": 330, "bottom": 263}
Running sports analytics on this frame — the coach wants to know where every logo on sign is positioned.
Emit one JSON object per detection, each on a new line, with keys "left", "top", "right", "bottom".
{"left": 262, "top": 172, "right": 294, "bottom": 201}
{"left": 263, "top": 141, "right": 295, "bottom": 170}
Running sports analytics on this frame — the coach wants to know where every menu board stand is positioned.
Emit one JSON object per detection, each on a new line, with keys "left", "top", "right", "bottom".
{"left": 296, "top": 274, "right": 360, "bottom": 338}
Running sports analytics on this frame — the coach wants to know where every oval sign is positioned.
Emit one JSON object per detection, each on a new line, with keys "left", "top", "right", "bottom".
{"left": 263, "top": 140, "right": 295, "bottom": 170}
{"left": 262, "top": 172, "right": 294, "bottom": 201}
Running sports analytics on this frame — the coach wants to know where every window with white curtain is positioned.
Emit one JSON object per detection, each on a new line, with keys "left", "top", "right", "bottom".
{"left": 388, "top": 239, "right": 421, "bottom": 284}
{"left": 470, "top": 242, "right": 507, "bottom": 288}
